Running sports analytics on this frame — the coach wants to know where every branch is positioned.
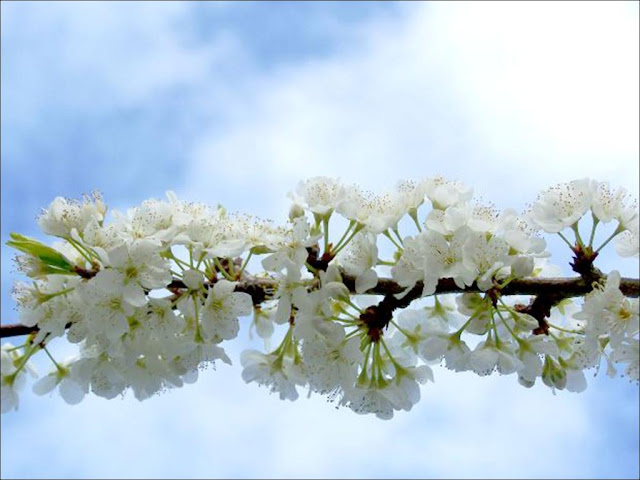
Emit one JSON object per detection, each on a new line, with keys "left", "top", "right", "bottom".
{"left": 1, "top": 274, "right": 638, "bottom": 339}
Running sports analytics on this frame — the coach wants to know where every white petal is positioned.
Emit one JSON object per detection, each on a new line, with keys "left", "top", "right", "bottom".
{"left": 123, "top": 285, "right": 148, "bottom": 307}
{"left": 233, "top": 292, "right": 253, "bottom": 317}
{"left": 213, "top": 280, "right": 237, "bottom": 297}
{"left": 566, "top": 369, "right": 587, "bottom": 393}
{"left": 32, "top": 374, "right": 58, "bottom": 396}
{"left": 355, "top": 269, "right": 378, "bottom": 294}
{"left": 108, "top": 244, "right": 129, "bottom": 269}
{"left": 93, "top": 269, "right": 122, "bottom": 294}
{"left": 59, "top": 379, "right": 85, "bottom": 405}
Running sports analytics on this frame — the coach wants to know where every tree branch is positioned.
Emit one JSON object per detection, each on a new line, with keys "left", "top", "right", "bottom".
{"left": 1, "top": 274, "right": 638, "bottom": 339}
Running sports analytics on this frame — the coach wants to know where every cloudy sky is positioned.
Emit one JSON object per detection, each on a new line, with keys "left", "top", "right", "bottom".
{"left": 1, "top": 2, "right": 638, "bottom": 478}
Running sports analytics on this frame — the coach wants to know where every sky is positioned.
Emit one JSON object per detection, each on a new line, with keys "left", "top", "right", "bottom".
{"left": 1, "top": 2, "right": 639, "bottom": 479}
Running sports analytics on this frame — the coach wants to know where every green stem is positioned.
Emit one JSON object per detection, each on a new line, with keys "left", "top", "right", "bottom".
{"left": 333, "top": 221, "right": 355, "bottom": 253}
{"left": 571, "top": 223, "right": 585, "bottom": 248}
{"left": 494, "top": 307, "right": 519, "bottom": 342}
{"left": 43, "top": 345, "right": 64, "bottom": 372}
{"left": 377, "top": 259, "right": 396, "bottom": 266}
{"left": 195, "top": 252, "right": 207, "bottom": 270}
{"left": 213, "top": 258, "right": 234, "bottom": 281}
{"left": 66, "top": 237, "right": 93, "bottom": 264}
{"left": 557, "top": 231, "right": 574, "bottom": 249}
{"left": 373, "top": 342, "right": 386, "bottom": 385}
{"left": 389, "top": 318, "right": 414, "bottom": 340}
{"left": 330, "top": 316, "right": 359, "bottom": 325}
{"left": 322, "top": 216, "right": 330, "bottom": 254}
{"left": 4, "top": 343, "right": 28, "bottom": 352}
{"left": 38, "top": 287, "right": 75, "bottom": 303}
{"left": 227, "top": 258, "right": 236, "bottom": 278}
{"left": 305, "top": 262, "right": 319, "bottom": 275}
{"left": 9, "top": 343, "right": 40, "bottom": 379}
{"left": 334, "top": 307, "right": 359, "bottom": 320}
{"left": 383, "top": 231, "right": 403, "bottom": 251}
{"left": 345, "top": 298, "right": 364, "bottom": 314}
{"left": 595, "top": 223, "right": 624, "bottom": 254}
{"left": 490, "top": 315, "right": 500, "bottom": 342}
{"left": 193, "top": 295, "right": 203, "bottom": 343}
{"left": 271, "top": 325, "right": 294, "bottom": 357}
{"left": 453, "top": 300, "right": 490, "bottom": 337}
{"left": 332, "top": 224, "right": 364, "bottom": 256}
{"left": 343, "top": 328, "right": 363, "bottom": 340}
{"left": 392, "top": 227, "right": 404, "bottom": 246}
{"left": 498, "top": 276, "right": 516, "bottom": 289}
{"left": 69, "top": 235, "right": 99, "bottom": 258}
{"left": 588, "top": 213, "right": 599, "bottom": 248}
{"left": 547, "top": 322, "right": 584, "bottom": 335}
{"left": 236, "top": 252, "right": 253, "bottom": 279}
{"left": 380, "top": 337, "right": 403, "bottom": 371}
{"left": 168, "top": 250, "right": 191, "bottom": 270}
{"left": 358, "top": 342, "right": 373, "bottom": 383}
{"left": 409, "top": 209, "right": 423, "bottom": 233}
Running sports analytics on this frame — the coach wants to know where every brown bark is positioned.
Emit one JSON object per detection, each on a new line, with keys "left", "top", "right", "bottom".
{"left": 2, "top": 274, "right": 638, "bottom": 339}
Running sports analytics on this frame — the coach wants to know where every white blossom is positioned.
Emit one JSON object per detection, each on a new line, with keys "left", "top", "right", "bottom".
{"left": 462, "top": 231, "right": 509, "bottom": 291}
{"left": 294, "top": 176, "right": 346, "bottom": 217}
{"left": 3, "top": 177, "right": 639, "bottom": 415}
{"left": 574, "top": 271, "right": 639, "bottom": 348}
{"left": 424, "top": 176, "right": 473, "bottom": 210}
{"left": 32, "top": 363, "right": 85, "bottom": 405}
{"left": 240, "top": 349, "right": 306, "bottom": 401}
{"left": 1, "top": 344, "right": 37, "bottom": 413}
{"left": 527, "top": 178, "right": 593, "bottom": 233}
{"left": 590, "top": 181, "right": 638, "bottom": 226}
{"left": 611, "top": 339, "right": 639, "bottom": 382}
{"left": 337, "top": 187, "right": 406, "bottom": 233}
{"left": 262, "top": 217, "right": 319, "bottom": 272}
{"left": 338, "top": 231, "right": 379, "bottom": 294}
{"left": 38, "top": 193, "right": 106, "bottom": 238}
{"left": 302, "top": 324, "right": 361, "bottom": 395}
{"left": 200, "top": 280, "right": 253, "bottom": 343}
{"left": 615, "top": 215, "right": 639, "bottom": 258}
{"left": 467, "top": 336, "right": 524, "bottom": 376}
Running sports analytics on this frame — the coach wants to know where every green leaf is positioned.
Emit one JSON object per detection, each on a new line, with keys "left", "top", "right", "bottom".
{"left": 7, "top": 233, "right": 74, "bottom": 272}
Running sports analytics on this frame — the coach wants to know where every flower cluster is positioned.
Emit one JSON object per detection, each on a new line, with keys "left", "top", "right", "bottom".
{"left": 1, "top": 177, "right": 638, "bottom": 418}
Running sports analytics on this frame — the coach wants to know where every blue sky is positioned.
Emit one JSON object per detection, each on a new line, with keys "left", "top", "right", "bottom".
{"left": 1, "top": 2, "right": 638, "bottom": 478}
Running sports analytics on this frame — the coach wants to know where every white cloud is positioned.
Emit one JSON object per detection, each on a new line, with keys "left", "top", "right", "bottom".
{"left": 1, "top": 2, "right": 242, "bottom": 125}
{"left": 184, "top": 1, "right": 639, "bottom": 217}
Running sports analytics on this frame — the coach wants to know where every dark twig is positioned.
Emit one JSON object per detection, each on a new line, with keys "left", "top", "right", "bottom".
{"left": 2, "top": 274, "right": 638, "bottom": 338}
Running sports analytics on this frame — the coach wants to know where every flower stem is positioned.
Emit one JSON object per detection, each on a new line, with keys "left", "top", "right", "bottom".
{"left": 571, "top": 222, "right": 585, "bottom": 248}
{"left": 66, "top": 237, "right": 93, "bottom": 264}
{"left": 43, "top": 345, "right": 64, "bottom": 372}
{"left": 595, "top": 223, "right": 624, "bottom": 254}
{"left": 322, "top": 216, "right": 330, "bottom": 254}
{"left": 547, "top": 322, "right": 584, "bottom": 335}
{"left": 332, "top": 221, "right": 355, "bottom": 253}
{"left": 332, "top": 223, "right": 363, "bottom": 256}
{"left": 557, "top": 231, "right": 574, "bottom": 249}
{"left": 383, "top": 231, "right": 403, "bottom": 251}
{"left": 588, "top": 213, "right": 599, "bottom": 248}
{"left": 409, "top": 209, "right": 423, "bottom": 233}
{"left": 213, "top": 258, "right": 234, "bottom": 281}
{"left": 236, "top": 252, "right": 253, "bottom": 279}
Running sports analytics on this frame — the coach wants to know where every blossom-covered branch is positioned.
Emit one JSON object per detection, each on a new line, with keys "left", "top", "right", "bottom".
{"left": 3, "top": 274, "right": 638, "bottom": 339}
{"left": 2, "top": 177, "right": 638, "bottom": 418}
